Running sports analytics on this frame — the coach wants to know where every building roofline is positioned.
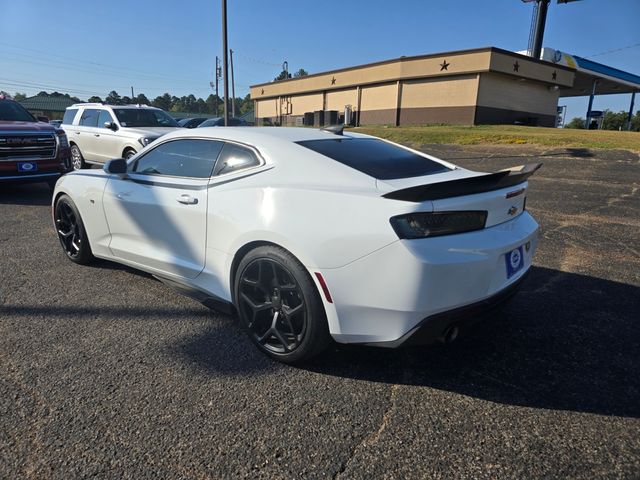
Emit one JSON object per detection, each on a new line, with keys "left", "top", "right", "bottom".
{"left": 250, "top": 46, "right": 574, "bottom": 89}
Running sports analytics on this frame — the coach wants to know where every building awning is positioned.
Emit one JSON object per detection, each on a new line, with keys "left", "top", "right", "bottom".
{"left": 540, "top": 48, "right": 640, "bottom": 97}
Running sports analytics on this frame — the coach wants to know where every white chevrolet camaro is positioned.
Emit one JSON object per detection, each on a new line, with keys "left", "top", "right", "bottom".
{"left": 52, "top": 126, "right": 540, "bottom": 363}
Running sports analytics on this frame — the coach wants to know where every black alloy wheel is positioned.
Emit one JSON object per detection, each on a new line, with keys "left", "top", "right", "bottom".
{"left": 54, "top": 195, "right": 93, "bottom": 264}
{"left": 235, "top": 246, "right": 330, "bottom": 363}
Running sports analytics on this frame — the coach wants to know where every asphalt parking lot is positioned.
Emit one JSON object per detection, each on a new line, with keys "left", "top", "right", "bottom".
{"left": 1, "top": 144, "right": 639, "bottom": 479}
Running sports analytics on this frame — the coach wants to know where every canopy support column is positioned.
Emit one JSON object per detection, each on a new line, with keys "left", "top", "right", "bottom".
{"left": 585, "top": 79, "right": 598, "bottom": 129}
{"left": 627, "top": 91, "right": 636, "bottom": 131}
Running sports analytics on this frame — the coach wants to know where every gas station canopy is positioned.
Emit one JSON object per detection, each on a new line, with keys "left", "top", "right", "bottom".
{"left": 540, "top": 48, "right": 640, "bottom": 96}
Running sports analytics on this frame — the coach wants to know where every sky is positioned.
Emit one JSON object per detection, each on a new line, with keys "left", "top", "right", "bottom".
{"left": 1, "top": 0, "right": 639, "bottom": 122}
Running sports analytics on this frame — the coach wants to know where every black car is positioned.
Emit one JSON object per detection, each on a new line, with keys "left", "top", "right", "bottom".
{"left": 178, "top": 117, "right": 208, "bottom": 128}
{"left": 197, "top": 117, "right": 247, "bottom": 127}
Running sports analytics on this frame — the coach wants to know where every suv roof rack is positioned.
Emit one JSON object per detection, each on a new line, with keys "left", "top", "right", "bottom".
{"left": 69, "top": 102, "right": 158, "bottom": 109}
{"left": 71, "top": 102, "right": 103, "bottom": 107}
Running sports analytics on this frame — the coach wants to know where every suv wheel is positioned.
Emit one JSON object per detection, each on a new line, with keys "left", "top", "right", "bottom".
{"left": 124, "top": 149, "right": 137, "bottom": 160}
{"left": 70, "top": 145, "right": 86, "bottom": 170}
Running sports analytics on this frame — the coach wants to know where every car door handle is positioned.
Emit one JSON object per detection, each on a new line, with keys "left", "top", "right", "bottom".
{"left": 177, "top": 194, "right": 198, "bottom": 205}
{"left": 74, "top": 131, "right": 80, "bottom": 135}
{"left": 94, "top": 133, "right": 100, "bottom": 137}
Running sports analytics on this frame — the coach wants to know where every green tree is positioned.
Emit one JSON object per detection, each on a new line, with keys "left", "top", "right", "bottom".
{"left": 135, "top": 93, "right": 150, "bottom": 105}
{"left": 239, "top": 93, "right": 253, "bottom": 114}
{"left": 274, "top": 69, "right": 291, "bottom": 81}
{"left": 195, "top": 98, "right": 207, "bottom": 113}
{"left": 105, "top": 90, "right": 122, "bottom": 105}
{"left": 152, "top": 93, "right": 172, "bottom": 111}
{"left": 631, "top": 111, "right": 640, "bottom": 132}
{"left": 293, "top": 68, "right": 308, "bottom": 78}
{"left": 206, "top": 94, "right": 220, "bottom": 115}
{"left": 87, "top": 96, "right": 103, "bottom": 103}
{"left": 13, "top": 92, "right": 27, "bottom": 101}
{"left": 565, "top": 117, "right": 585, "bottom": 129}
{"left": 602, "top": 109, "right": 628, "bottom": 131}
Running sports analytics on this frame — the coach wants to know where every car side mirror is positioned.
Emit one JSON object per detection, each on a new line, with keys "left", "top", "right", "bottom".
{"left": 37, "top": 116, "right": 49, "bottom": 123}
{"left": 105, "top": 121, "right": 118, "bottom": 131}
{"left": 104, "top": 158, "right": 127, "bottom": 175}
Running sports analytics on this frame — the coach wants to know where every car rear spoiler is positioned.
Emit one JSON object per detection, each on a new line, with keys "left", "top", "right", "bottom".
{"left": 382, "top": 162, "right": 542, "bottom": 202}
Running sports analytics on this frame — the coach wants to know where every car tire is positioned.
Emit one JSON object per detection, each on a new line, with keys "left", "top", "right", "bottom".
{"left": 234, "top": 246, "right": 331, "bottom": 364}
{"left": 70, "top": 145, "right": 86, "bottom": 170}
{"left": 54, "top": 194, "right": 94, "bottom": 265}
{"left": 124, "top": 148, "right": 137, "bottom": 160}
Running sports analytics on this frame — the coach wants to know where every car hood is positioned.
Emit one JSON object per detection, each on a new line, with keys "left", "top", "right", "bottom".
{"left": 0, "top": 121, "right": 56, "bottom": 132}
{"left": 120, "top": 126, "right": 180, "bottom": 137}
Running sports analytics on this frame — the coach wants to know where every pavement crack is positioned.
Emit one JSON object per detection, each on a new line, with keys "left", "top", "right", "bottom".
{"left": 334, "top": 383, "right": 401, "bottom": 479}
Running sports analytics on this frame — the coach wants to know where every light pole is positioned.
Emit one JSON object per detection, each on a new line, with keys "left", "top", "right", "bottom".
{"left": 230, "top": 49, "right": 236, "bottom": 117}
{"left": 221, "top": 0, "right": 229, "bottom": 125}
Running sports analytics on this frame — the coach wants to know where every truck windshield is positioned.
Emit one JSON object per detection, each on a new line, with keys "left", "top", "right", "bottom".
{"left": 113, "top": 108, "right": 178, "bottom": 128}
{"left": 0, "top": 101, "right": 36, "bottom": 122}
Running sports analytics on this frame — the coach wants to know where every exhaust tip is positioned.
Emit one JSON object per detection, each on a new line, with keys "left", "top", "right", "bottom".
{"left": 441, "top": 325, "right": 459, "bottom": 344}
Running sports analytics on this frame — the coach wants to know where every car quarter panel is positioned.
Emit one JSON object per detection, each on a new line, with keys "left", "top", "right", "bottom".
{"left": 53, "top": 171, "right": 111, "bottom": 257}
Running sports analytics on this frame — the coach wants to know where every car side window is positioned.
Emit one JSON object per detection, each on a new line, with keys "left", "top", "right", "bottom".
{"left": 98, "top": 110, "right": 115, "bottom": 128}
{"left": 213, "top": 143, "right": 261, "bottom": 176}
{"left": 131, "top": 139, "right": 224, "bottom": 178}
{"left": 79, "top": 109, "right": 100, "bottom": 127}
{"left": 62, "top": 108, "right": 78, "bottom": 125}
{"left": 153, "top": 110, "right": 174, "bottom": 127}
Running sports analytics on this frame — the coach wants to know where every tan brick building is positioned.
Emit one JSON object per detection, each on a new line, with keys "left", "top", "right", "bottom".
{"left": 250, "top": 47, "right": 575, "bottom": 128}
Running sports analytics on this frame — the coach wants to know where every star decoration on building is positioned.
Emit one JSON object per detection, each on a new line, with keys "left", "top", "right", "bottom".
{"left": 331, "top": 76, "right": 336, "bottom": 85}
{"left": 552, "top": 70, "right": 557, "bottom": 81}
{"left": 513, "top": 61, "right": 520, "bottom": 72}
{"left": 260, "top": 88, "right": 264, "bottom": 95}
{"left": 440, "top": 60, "right": 450, "bottom": 71}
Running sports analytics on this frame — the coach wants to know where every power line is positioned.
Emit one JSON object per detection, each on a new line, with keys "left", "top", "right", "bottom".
{"left": 585, "top": 43, "right": 640, "bottom": 59}
{"left": 0, "top": 41, "right": 202, "bottom": 85}
{"left": 233, "top": 51, "right": 281, "bottom": 68}
{"left": 0, "top": 52, "right": 208, "bottom": 88}
{"left": 0, "top": 75, "right": 210, "bottom": 98}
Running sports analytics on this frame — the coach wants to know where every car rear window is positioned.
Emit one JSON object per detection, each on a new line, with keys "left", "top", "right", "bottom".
{"left": 296, "top": 138, "right": 449, "bottom": 180}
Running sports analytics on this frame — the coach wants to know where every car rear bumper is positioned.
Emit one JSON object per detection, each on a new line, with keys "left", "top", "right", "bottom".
{"left": 319, "top": 211, "right": 539, "bottom": 345}
{"left": 380, "top": 269, "right": 529, "bottom": 347}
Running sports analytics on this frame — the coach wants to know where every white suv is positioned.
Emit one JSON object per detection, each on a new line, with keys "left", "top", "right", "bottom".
{"left": 61, "top": 103, "right": 181, "bottom": 169}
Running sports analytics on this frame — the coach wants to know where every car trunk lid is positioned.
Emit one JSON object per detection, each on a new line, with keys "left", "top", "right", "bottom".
{"left": 381, "top": 163, "right": 541, "bottom": 228}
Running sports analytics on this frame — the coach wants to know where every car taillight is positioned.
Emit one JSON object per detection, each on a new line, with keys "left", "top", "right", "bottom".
{"left": 389, "top": 211, "right": 487, "bottom": 239}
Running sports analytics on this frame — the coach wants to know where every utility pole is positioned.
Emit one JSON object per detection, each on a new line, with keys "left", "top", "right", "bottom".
{"left": 230, "top": 49, "right": 236, "bottom": 117}
{"left": 221, "top": 0, "right": 229, "bottom": 125}
{"left": 215, "top": 56, "right": 221, "bottom": 116}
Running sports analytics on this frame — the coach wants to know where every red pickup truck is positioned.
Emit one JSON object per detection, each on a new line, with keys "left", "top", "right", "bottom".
{"left": 0, "top": 94, "right": 71, "bottom": 186}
